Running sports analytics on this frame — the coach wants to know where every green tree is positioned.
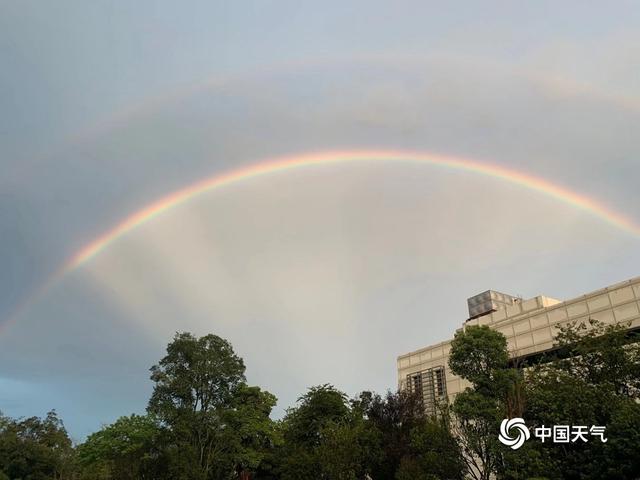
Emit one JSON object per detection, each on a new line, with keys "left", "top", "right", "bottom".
{"left": 148, "top": 332, "right": 246, "bottom": 479}
{"left": 279, "top": 384, "right": 352, "bottom": 480}
{"left": 553, "top": 319, "right": 640, "bottom": 397}
{"left": 0, "top": 410, "right": 74, "bottom": 480}
{"left": 76, "top": 413, "right": 165, "bottom": 480}
{"left": 402, "top": 411, "right": 466, "bottom": 480}
{"left": 316, "top": 408, "right": 383, "bottom": 480}
{"left": 147, "top": 332, "right": 276, "bottom": 480}
{"left": 220, "top": 385, "right": 278, "bottom": 480}
{"left": 449, "top": 325, "right": 514, "bottom": 397}
{"left": 449, "top": 325, "right": 515, "bottom": 480}
{"left": 362, "top": 390, "right": 424, "bottom": 480}
{"left": 358, "top": 390, "right": 464, "bottom": 480}
{"left": 501, "top": 320, "right": 640, "bottom": 480}
{"left": 282, "top": 384, "right": 350, "bottom": 446}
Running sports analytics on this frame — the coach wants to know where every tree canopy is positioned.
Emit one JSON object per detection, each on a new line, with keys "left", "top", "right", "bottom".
{"left": 3, "top": 322, "right": 640, "bottom": 480}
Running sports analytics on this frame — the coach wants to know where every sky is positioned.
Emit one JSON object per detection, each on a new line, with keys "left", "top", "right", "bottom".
{"left": 1, "top": 1, "right": 640, "bottom": 441}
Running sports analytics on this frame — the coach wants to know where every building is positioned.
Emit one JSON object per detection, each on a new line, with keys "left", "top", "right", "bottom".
{"left": 397, "top": 276, "right": 640, "bottom": 415}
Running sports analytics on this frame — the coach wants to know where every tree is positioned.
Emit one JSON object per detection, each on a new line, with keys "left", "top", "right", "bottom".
{"left": 553, "top": 319, "right": 640, "bottom": 397}
{"left": 282, "top": 384, "right": 350, "bottom": 447}
{"left": 221, "top": 385, "right": 278, "bottom": 480}
{"left": 0, "top": 410, "right": 74, "bottom": 480}
{"left": 449, "top": 325, "right": 514, "bottom": 397}
{"left": 501, "top": 320, "right": 640, "bottom": 479}
{"left": 279, "top": 384, "right": 352, "bottom": 480}
{"left": 315, "top": 419, "right": 371, "bottom": 480}
{"left": 316, "top": 404, "right": 384, "bottom": 480}
{"left": 449, "top": 325, "right": 515, "bottom": 480}
{"left": 403, "top": 411, "right": 466, "bottom": 480}
{"left": 354, "top": 389, "right": 465, "bottom": 480}
{"left": 147, "top": 332, "right": 246, "bottom": 479}
{"left": 147, "top": 332, "right": 277, "bottom": 480}
{"left": 362, "top": 390, "right": 424, "bottom": 480}
{"left": 76, "top": 414, "right": 165, "bottom": 480}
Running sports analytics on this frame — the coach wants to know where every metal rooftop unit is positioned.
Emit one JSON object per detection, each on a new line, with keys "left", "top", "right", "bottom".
{"left": 467, "top": 290, "right": 519, "bottom": 320}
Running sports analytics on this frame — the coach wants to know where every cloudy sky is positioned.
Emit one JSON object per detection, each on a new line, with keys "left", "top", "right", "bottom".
{"left": 2, "top": 1, "right": 640, "bottom": 440}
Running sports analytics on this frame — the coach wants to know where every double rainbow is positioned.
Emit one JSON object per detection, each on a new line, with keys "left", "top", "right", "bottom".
{"left": 68, "top": 149, "right": 638, "bottom": 271}
{"left": 6, "top": 149, "right": 639, "bottom": 330}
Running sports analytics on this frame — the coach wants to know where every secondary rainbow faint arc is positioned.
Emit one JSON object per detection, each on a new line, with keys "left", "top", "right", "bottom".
{"left": 66, "top": 149, "right": 639, "bottom": 274}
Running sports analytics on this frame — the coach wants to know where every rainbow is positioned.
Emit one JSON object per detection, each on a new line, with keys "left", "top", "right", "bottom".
{"left": 5, "top": 149, "right": 639, "bottom": 331}
{"left": 67, "top": 149, "right": 639, "bottom": 272}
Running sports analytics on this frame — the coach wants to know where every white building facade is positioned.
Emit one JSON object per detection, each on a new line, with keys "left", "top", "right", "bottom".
{"left": 397, "top": 276, "right": 640, "bottom": 414}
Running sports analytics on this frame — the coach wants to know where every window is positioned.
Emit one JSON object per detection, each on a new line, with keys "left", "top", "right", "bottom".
{"left": 406, "top": 365, "right": 447, "bottom": 417}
